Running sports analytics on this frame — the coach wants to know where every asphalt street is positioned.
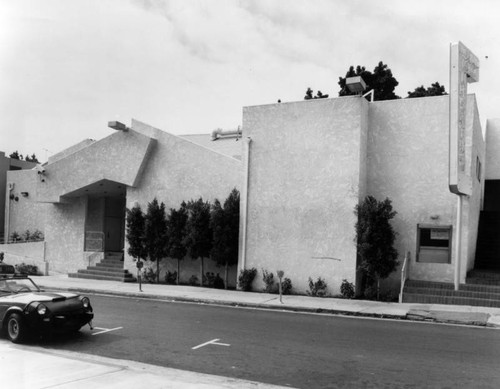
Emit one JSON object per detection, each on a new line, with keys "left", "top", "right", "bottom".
{"left": 28, "top": 294, "right": 500, "bottom": 389}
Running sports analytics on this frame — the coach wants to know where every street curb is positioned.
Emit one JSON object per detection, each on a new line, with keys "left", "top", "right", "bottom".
{"left": 41, "top": 285, "right": 500, "bottom": 328}
{"left": 40, "top": 285, "right": 413, "bottom": 322}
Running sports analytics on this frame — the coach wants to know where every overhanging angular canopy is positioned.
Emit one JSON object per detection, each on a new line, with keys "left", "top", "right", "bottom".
{"left": 36, "top": 130, "right": 156, "bottom": 203}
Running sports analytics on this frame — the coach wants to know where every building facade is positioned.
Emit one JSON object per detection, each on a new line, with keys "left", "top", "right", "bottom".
{"left": 2, "top": 93, "right": 498, "bottom": 296}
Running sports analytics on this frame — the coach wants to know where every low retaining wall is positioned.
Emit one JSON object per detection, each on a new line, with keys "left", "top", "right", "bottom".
{"left": 0, "top": 241, "right": 48, "bottom": 275}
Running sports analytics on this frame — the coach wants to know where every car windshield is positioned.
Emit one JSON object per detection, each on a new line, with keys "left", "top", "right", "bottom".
{"left": 0, "top": 277, "right": 41, "bottom": 294}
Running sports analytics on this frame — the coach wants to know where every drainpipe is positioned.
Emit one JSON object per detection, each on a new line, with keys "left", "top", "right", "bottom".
{"left": 454, "top": 195, "right": 463, "bottom": 291}
{"left": 4, "top": 182, "right": 14, "bottom": 244}
{"left": 239, "top": 137, "right": 252, "bottom": 271}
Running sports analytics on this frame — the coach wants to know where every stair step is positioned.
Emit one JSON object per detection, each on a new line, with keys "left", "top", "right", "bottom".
{"left": 467, "top": 278, "right": 500, "bottom": 286}
{"left": 402, "top": 293, "right": 500, "bottom": 308}
{"left": 404, "top": 286, "right": 500, "bottom": 300}
{"left": 467, "top": 269, "right": 500, "bottom": 278}
{"left": 406, "top": 280, "right": 500, "bottom": 293}
{"left": 96, "top": 262, "right": 124, "bottom": 269}
{"left": 69, "top": 251, "right": 134, "bottom": 283}
{"left": 81, "top": 268, "right": 131, "bottom": 275}
{"left": 69, "top": 273, "right": 136, "bottom": 282}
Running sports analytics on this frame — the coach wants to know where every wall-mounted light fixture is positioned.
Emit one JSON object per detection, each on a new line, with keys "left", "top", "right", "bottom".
{"left": 108, "top": 121, "right": 130, "bottom": 131}
{"left": 346, "top": 76, "right": 374, "bottom": 102}
{"left": 346, "top": 76, "right": 367, "bottom": 94}
{"left": 21, "top": 192, "right": 29, "bottom": 197}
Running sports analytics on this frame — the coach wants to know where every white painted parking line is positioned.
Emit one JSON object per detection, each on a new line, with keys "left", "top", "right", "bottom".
{"left": 192, "top": 338, "right": 230, "bottom": 350}
{"left": 92, "top": 326, "right": 123, "bottom": 336}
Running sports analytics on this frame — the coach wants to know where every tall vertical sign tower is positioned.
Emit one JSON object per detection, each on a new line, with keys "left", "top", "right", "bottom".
{"left": 449, "top": 41, "right": 479, "bottom": 195}
{"left": 449, "top": 41, "right": 479, "bottom": 290}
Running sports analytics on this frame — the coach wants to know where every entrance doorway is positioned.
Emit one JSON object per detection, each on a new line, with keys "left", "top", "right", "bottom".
{"left": 484, "top": 180, "right": 500, "bottom": 211}
{"left": 104, "top": 197, "right": 126, "bottom": 252}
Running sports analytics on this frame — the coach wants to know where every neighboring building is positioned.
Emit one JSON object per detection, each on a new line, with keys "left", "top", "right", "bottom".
{"left": 0, "top": 152, "right": 37, "bottom": 242}
{"left": 1, "top": 93, "right": 499, "bottom": 299}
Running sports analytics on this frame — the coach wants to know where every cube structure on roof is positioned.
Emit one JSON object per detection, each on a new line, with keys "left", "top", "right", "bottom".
{"left": 346, "top": 76, "right": 367, "bottom": 93}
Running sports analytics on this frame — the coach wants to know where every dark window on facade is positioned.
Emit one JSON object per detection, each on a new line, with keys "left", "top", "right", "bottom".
{"left": 417, "top": 224, "right": 452, "bottom": 263}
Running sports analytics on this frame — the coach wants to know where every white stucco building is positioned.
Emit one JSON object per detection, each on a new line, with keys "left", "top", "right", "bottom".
{"left": 2, "top": 91, "right": 500, "bottom": 302}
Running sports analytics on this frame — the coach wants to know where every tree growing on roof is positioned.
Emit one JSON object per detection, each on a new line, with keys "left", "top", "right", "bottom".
{"left": 25, "top": 153, "right": 40, "bottom": 163}
{"left": 304, "top": 87, "right": 329, "bottom": 100}
{"left": 407, "top": 82, "right": 447, "bottom": 98}
{"left": 183, "top": 198, "right": 212, "bottom": 287}
{"left": 338, "top": 61, "right": 400, "bottom": 101}
{"left": 166, "top": 202, "right": 188, "bottom": 285}
{"left": 9, "top": 151, "right": 22, "bottom": 160}
{"left": 210, "top": 188, "right": 240, "bottom": 289}
{"left": 144, "top": 198, "right": 168, "bottom": 284}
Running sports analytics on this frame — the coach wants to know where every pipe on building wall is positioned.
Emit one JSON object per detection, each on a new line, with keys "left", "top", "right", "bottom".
{"left": 4, "top": 182, "right": 14, "bottom": 244}
{"left": 211, "top": 126, "right": 242, "bottom": 141}
{"left": 454, "top": 195, "right": 463, "bottom": 290}
{"left": 239, "top": 137, "right": 252, "bottom": 271}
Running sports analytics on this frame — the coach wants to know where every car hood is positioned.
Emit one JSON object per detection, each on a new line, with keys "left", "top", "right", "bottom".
{"left": 1, "top": 292, "right": 78, "bottom": 304}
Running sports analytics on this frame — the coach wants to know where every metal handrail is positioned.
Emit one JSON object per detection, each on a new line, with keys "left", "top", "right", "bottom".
{"left": 398, "top": 251, "right": 411, "bottom": 303}
{"left": 87, "top": 251, "right": 103, "bottom": 267}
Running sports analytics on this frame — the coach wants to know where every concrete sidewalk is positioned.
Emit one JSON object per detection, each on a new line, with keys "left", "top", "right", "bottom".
{"left": 1, "top": 342, "right": 289, "bottom": 389}
{"left": 32, "top": 274, "right": 500, "bottom": 327}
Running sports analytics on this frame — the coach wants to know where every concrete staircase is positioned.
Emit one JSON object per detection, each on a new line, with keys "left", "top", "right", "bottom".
{"left": 69, "top": 252, "right": 136, "bottom": 282}
{"left": 402, "top": 276, "right": 500, "bottom": 308}
{"left": 402, "top": 210, "right": 500, "bottom": 307}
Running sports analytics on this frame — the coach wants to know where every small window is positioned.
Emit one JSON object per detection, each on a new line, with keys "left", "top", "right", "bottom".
{"left": 417, "top": 224, "right": 452, "bottom": 263}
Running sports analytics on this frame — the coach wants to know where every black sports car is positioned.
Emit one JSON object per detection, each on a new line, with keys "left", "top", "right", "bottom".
{"left": 0, "top": 266, "right": 94, "bottom": 343}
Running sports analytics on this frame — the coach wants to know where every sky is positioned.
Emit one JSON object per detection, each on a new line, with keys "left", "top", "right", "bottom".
{"left": 1, "top": 0, "right": 500, "bottom": 162}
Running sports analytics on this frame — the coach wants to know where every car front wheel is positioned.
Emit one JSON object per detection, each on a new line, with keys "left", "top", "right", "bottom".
{"left": 6, "top": 313, "right": 27, "bottom": 343}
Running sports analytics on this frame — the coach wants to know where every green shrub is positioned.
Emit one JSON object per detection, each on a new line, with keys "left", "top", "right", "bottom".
{"left": 204, "top": 272, "right": 224, "bottom": 288}
{"left": 213, "top": 273, "right": 225, "bottom": 289}
{"left": 30, "top": 229, "right": 44, "bottom": 241}
{"left": 165, "top": 271, "right": 178, "bottom": 284}
{"left": 188, "top": 275, "right": 199, "bottom": 286}
{"left": 15, "top": 263, "right": 38, "bottom": 275}
{"left": 281, "top": 277, "right": 293, "bottom": 295}
{"left": 307, "top": 277, "right": 327, "bottom": 297}
{"left": 262, "top": 269, "right": 275, "bottom": 293}
{"left": 9, "top": 230, "right": 43, "bottom": 243}
{"left": 238, "top": 267, "right": 257, "bottom": 291}
{"left": 340, "top": 279, "right": 355, "bottom": 299}
{"left": 143, "top": 267, "right": 157, "bottom": 283}
{"left": 23, "top": 230, "right": 31, "bottom": 241}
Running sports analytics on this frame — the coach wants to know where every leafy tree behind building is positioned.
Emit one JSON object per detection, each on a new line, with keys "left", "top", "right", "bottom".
{"left": 407, "top": 82, "right": 447, "bottom": 98}
{"left": 9, "top": 151, "right": 39, "bottom": 162}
